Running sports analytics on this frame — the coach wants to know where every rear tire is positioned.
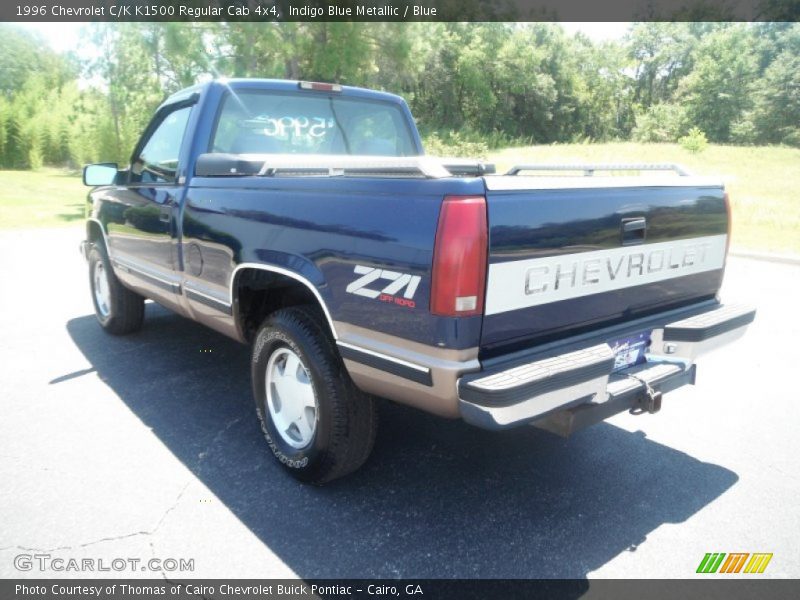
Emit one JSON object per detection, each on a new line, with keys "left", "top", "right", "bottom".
{"left": 88, "top": 243, "right": 145, "bottom": 335}
{"left": 252, "top": 307, "right": 377, "bottom": 484}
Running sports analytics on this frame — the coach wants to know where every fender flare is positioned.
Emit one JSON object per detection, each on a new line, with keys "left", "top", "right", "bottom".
{"left": 230, "top": 262, "right": 338, "bottom": 340}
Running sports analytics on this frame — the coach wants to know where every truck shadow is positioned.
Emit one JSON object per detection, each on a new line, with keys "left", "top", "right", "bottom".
{"left": 66, "top": 305, "right": 737, "bottom": 580}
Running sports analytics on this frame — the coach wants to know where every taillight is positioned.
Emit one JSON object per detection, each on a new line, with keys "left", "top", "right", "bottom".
{"left": 430, "top": 195, "right": 488, "bottom": 317}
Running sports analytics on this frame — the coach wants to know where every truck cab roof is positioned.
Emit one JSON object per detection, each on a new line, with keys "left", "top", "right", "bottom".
{"left": 159, "top": 78, "right": 407, "bottom": 111}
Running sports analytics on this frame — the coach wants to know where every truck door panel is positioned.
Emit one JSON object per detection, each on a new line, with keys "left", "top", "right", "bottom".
{"left": 104, "top": 104, "right": 193, "bottom": 313}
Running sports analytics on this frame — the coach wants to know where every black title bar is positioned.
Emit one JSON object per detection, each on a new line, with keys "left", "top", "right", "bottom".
{"left": 4, "top": 0, "right": 799, "bottom": 22}
{"left": 3, "top": 579, "right": 800, "bottom": 600}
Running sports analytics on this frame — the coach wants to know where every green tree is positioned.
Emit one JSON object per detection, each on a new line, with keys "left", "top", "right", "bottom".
{"left": 627, "top": 23, "right": 700, "bottom": 109}
{"left": 0, "top": 25, "right": 75, "bottom": 98}
{"left": 4, "top": 21, "right": 800, "bottom": 170}
{"left": 677, "top": 25, "right": 758, "bottom": 142}
{"left": 0, "top": 96, "right": 8, "bottom": 166}
{"left": 751, "top": 50, "right": 800, "bottom": 145}
{"left": 87, "top": 24, "right": 166, "bottom": 163}
{"left": 573, "top": 36, "right": 635, "bottom": 140}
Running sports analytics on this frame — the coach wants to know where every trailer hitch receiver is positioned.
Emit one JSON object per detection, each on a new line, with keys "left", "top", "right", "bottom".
{"left": 627, "top": 374, "right": 663, "bottom": 415}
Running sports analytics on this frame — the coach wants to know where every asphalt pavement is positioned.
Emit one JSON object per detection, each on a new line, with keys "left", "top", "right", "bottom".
{"left": 1, "top": 226, "right": 798, "bottom": 580}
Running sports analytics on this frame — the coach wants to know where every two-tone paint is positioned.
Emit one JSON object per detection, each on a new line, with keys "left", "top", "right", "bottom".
{"left": 84, "top": 79, "right": 732, "bottom": 419}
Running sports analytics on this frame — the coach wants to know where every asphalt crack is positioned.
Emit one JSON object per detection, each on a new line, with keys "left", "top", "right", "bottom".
{"left": 8, "top": 481, "right": 191, "bottom": 554}
{"left": 11, "top": 530, "right": 150, "bottom": 553}
{"left": 8, "top": 415, "right": 240, "bottom": 568}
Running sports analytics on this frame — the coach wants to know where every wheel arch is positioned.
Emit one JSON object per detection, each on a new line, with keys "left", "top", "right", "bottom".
{"left": 232, "top": 263, "right": 338, "bottom": 343}
{"left": 86, "top": 218, "right": 109, "bottom": 249}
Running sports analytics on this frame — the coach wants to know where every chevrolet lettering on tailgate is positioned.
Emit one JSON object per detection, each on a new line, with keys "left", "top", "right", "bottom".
{"left": 487, "top": 235, "right": 727, "bottom": 313}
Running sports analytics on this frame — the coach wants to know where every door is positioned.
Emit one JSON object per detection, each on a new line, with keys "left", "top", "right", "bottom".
{"left": 104, "top": 103, "right": 194, "bottom": 310}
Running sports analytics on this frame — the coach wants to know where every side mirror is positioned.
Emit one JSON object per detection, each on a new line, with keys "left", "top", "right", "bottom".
{"left": 83, "top": 163, "right": 119, "bottom": 186}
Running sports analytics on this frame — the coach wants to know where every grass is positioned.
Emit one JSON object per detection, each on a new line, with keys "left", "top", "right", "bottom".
{"left": 0, "top": 168, "right": 86, "bottom": 229}
{"left": 1, "top": 143, "right": 798, "bottom": 254}
{"left": 488, "top": 143, "right": 800, "bottom": 256}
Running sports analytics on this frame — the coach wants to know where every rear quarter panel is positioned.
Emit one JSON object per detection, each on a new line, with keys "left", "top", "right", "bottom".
{"left": 182, "top": 176, "right": 485, "bottom": 349}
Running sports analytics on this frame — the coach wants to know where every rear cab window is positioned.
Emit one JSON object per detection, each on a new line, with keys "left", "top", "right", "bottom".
{"left": 211, "top": 89, "right": 417, "bottom": 157}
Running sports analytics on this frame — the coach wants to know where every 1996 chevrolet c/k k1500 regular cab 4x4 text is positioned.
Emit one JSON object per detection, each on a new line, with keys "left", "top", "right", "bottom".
{"left": 81, "top": 79, "right": 755, "bottom": 483}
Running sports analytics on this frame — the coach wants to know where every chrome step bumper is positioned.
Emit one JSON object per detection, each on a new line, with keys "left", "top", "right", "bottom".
{"left": 458, "top": 303, "right": 755, "bottom": 431}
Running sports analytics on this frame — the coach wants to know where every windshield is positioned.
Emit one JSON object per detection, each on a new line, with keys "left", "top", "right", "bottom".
{"left": 211, "top": 89, "right": 417, "bottom": 157}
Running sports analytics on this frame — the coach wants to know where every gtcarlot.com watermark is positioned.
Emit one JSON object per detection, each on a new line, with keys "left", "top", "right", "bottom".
{"left": 14, "top": 553, "right": 194, "bottom": 573}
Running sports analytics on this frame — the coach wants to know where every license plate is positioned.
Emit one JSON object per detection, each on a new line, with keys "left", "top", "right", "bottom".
{"left": 610, "top": 332, "right": 651, "bottom": 371}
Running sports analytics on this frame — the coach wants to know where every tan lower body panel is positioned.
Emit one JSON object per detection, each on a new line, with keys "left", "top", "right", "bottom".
{"left": 334, "top": 321, "right": 480, "bottom": 418}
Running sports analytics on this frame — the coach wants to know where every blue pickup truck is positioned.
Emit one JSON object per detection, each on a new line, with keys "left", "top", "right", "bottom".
{"left": 81, "top": 79, "right": 755, "bottom": 483}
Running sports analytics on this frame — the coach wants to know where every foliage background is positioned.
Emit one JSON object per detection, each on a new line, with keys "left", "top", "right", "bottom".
{"left": 1, "top": 22, "right": 799, "bottom": 169}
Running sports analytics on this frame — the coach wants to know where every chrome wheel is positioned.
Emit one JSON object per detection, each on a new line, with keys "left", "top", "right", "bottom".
{"left": 265, "top": 347, "right": 318, "bottom": 449}
{"left": 93, "top": 261, "right": 111, "bottom": 317}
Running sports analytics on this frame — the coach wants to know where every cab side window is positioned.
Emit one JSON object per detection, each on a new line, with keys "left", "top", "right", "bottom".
{"left": 132, "top": 105, "right": 192, "bottom": 184}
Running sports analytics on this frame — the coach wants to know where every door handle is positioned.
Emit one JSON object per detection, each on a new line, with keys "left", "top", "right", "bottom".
{"left": 159, "top": 206, "right": 171, "bottom": 223}
{"left": 621, "top": 217, "right": 646, "bottom": 245}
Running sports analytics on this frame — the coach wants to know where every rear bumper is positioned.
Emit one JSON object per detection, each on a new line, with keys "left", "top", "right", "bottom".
{"left": 458, "top": 302, "right": 755, "bottom": 432}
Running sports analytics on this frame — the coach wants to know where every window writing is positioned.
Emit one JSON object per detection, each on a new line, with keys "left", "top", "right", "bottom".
{"left": 212, "top": 90, "right": 416, "bottom": 157}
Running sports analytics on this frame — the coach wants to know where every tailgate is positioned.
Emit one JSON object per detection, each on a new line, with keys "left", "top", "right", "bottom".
{"left": 481, "top": 174, "right": 728, "bottom": 355}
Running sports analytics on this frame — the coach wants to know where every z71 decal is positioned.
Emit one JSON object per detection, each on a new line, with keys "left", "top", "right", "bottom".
{"left": 346, "top": 265, "right": 421, "bottom": 308}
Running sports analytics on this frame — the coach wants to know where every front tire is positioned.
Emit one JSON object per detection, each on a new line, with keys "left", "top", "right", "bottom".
{"left": 252, "top": 307, "right": 377, "bottom": 484}
{"left": 88, "top": 243, "right": 145, "bottom": 335}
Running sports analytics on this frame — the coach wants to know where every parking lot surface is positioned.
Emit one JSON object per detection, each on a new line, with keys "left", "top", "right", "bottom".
{"left": 1, "top": 227, "right": 798, "bottom": 579}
